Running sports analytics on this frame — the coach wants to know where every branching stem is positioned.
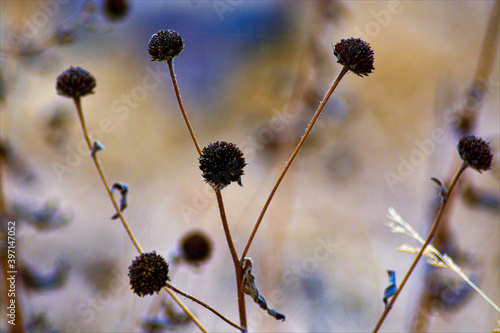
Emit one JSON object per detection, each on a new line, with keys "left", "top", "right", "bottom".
{"left": 215, "top": 188, "right": 247, "bottom": 330}
{"left": 167, "top": 283, "right": 246, "bottom": 332}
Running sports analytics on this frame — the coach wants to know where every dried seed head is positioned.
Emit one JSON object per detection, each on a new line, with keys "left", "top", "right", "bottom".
{"left": 180, "top": 231, "right": 212, "bottom": 265}
{"left": 103, "top": 0, "right": 130, "bottom": 21}
{"left": 56, "top": 66, "right": 96, "bottom": 98}
{"left": 333, "top": 38, "right": 374, "bottom": 77}
{"left": 457, "top": 135, "right": 493, "bottom": 172}
{"left": 199, "top": 141, "right": 246, "bottom": 189}
{"left": 128, "top": 251, "right": 169, "bottom": 297}
{"left": 147, "top": 30, "right": 185, "bottom": 62}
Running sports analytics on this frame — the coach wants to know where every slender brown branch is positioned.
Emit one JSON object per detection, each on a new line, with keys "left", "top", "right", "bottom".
{"left": 167, "top": 283, "right": 246, "bottom": 332}
{"left": 72, "top": 97, "right": 209, "bottom": 331}
{"left": 72, "top": 97, "right": 144, "bottom": 254}
{"left": 167, "top": 59, "right": 202, "bottom": 156}
{"left": 372, "top": 162, "right": 469, "bottom": 333}
{"left": 214, "top": 188, "right": 247, "bottom": 329}
{"left": 163, "top": 286, "right": 208, "bottom": 333}
{"left": 241, "top": 65, "right": 349, "bottom": 260}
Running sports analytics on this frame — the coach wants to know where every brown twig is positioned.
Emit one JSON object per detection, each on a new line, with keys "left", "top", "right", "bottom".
{"left": 167, "top": 59, "right": 202, "bottom": 156}
{"left": 72, "top": 97, "right": 143, "bottom": 254}
{"left": 373, "top": 162, "right": 469, "bottom": 333}
{"left": 167, "top": 283, "right": 246, "bottom": 332}
{"left": 72, "top": 97, "right": 210, "bottom": 332}
{"left": 412, "top": 3, "right": 500, "bottom": 330}
{"left": 215, "top": 188, "right": 247, "bottom": 329}
{"left": 241, "top": 65, "right": 349, "bottom": 260}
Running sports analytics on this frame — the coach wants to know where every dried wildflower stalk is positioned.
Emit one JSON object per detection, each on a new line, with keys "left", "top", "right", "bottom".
{"left": 373, "top": 161, "right": 468, "bottom": 332}
{"left": 241, "top": 37, "right": 374, "bottom": 260}
{"left": 386, "top": 207, "right": 500, "bottom": 312}
{"left": 374, "top": 135, "right": 494, "bottom": 332}
{"left": 57, "top": 67, "right": 213, "bottom": 333}
{"left": 152, "top": 28, "right": 375, "bottom": 331}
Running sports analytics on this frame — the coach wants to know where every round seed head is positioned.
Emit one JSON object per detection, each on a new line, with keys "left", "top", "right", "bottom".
{"left": 199, "top": 141, "right": 246, "bottom": 189}
{"left": 457, "top": 135, "right": 493, "bottom": 173}
{"left": 180, "top": 231, "right": 212, "bottom": 265}
{"left": 128, "top": 251, "right": 169, "bottom": 297}
{"left": 333, "top": 38, "right": 374, "bottom": 77}
{"left": 56, "top": 66, "right": 96, "bottom": 98}
{"left": 103, "top": 0, "right": 130, "bottom": 21}
{"left": 147, "top": 30, "right": 185, "bottom": 62}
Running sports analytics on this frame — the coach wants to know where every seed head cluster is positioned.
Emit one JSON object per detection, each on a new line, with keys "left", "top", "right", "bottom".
{"left": 128, "top": 251, "right": 169, "bottom": 297}
{"left": 147, "top": 30, "right": 185, "bottom": 62}
{"left": 333, "top": 38, "right": 374, "bottom": 77}
{"left": 457, "top": 135, "right": 493, "bottom": 172}
{"left": 180, "top": 231, "right": 212, "bottom": 265}
{"left": 56, "top": 66, "right": 96, "bottom": 98}
{"left": 199, "top": 141, "right": 246, "bottom": 189}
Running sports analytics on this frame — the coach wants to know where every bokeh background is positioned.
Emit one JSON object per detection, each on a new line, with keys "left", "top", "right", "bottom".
{"left": 1, "top": 1, "right": 499, "bottom": 332}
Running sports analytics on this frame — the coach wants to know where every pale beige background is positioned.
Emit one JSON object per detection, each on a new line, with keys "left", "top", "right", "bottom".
{"left": 1, "top": 1, "right": 499, "bottom": 332}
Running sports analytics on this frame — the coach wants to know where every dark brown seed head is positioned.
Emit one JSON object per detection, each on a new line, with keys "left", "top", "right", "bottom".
{"left": 199, "top": 141, "right": 246, "bottom": 189}
{"left": 56, "top": 66, "right": 96, "bottom": 98}
{"left": 180, "top": 231, "right": 212, "bottom": 265}
{"left": 128, "top": 251, "right": 169, "bottom": 297}
{"left": 457, "top": 135, "right": 493, "bottom": 173}
{"left": 333, "top": 38, "right": 374, "bottom": 77}
{"left": 103, "top": 0, "right": 130, "bottom": 21}
{"left": 147, "top": 30, "right": 185, "bottom": 62}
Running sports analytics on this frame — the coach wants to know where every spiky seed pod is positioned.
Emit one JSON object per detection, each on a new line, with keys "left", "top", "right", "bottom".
{"left": 56, "top": 66, "right": 96, "bottom": 98}
{"left": 180, "top": 231, "right": 212, "bottom": 265}
{"left": 103, "top": 0, "right": 130, "bottom": 21}
{"left": 457, "top": 135, "right": 493, "bottom": 172}
{"left": 147, "top": 30, "right": 185, "bottom": 62}
{"left": 199, "top": 141, "right": 246, "bottom": 189}
{"left": 333, "top": 38, "right": 375, "bottom": 77}
{"left": 128, "top": 251, "right": 169, "bottom": 297}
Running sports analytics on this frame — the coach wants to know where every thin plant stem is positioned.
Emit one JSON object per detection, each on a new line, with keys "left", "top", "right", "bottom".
{"left": 215, "top": 188, "right": 247, "bottom": 329}
{"left": 72, "top": 97, "right": 210, "bottom": 332}
{"left": 72, "top": 97, "right": 143, "bottom": 254}
{"left": 165, "top": 58, "right": 246, "bottom": 330}
{"left": 372, "top": 161, "right": 469, "bottom": 333}
{"left": 167, "top": 59, "right": 202, "bottom": 156}
{"left": 163, "top": 286, "right": 208, "bottom": 333}
{"left": 241, "top": 65, "right": 349, "bottom": 260}
{"left": 167, "top": 283, "right": 246, "bottom": 332}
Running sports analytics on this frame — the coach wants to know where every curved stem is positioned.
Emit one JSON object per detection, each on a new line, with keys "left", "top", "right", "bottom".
{"left": 167, "top": 59, "right": 202, "bottom": 156}
{"left": 167, "top": 283, "right": 246, "bottom": 332}
{"left": 215, "top": 188, "right": 247, "bottom": 329}
{"left": 241, "top": 66, "right": 349, "bottom": 260}
{"left": 73, "top": 97, "right": 143, "bottom": 254}
{"left": 163, "top": 286, "right": 208, "bottom": 333}
{"left": 73, "top": 97, "right": 209, "bottom": 331}
{"left": 372, "top": 161, "right": 469, "bottom": 333}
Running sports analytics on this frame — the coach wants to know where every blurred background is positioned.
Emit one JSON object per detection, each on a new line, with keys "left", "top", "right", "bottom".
{"left": 1, "top": 1, "right": 499, "bottom": 332}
